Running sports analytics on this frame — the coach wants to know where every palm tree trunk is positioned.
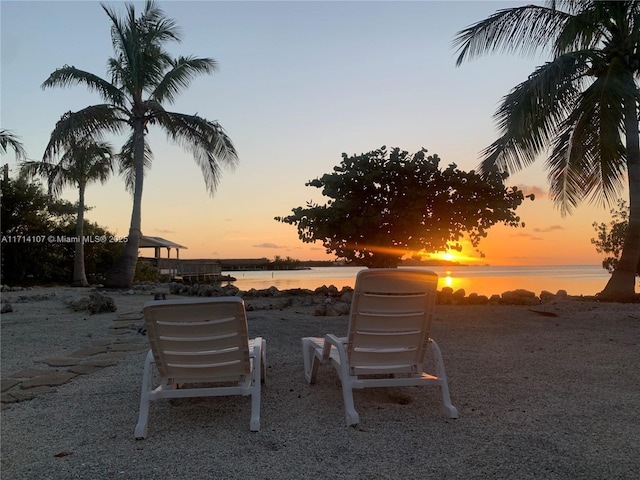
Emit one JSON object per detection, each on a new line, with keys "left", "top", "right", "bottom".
{"left": 105, "top": 121, "right": 146, "bottom": 288}
{"left": 599, "top": 91, "right": 640, "bottom": 302}
{"left": 72, "top": 182, "right": 89, "bottom": 287}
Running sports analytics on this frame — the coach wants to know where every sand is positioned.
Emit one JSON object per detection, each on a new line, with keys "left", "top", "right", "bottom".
{"left": 1, "top": 285, "right": 639, "bottom": 479}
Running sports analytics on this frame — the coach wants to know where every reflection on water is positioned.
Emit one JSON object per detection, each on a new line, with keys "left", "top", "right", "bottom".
{"left": 223, "top": 265, "right": 617, "bottom": 297}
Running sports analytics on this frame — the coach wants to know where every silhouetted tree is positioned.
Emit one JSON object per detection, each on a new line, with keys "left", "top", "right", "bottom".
{"left": 276, "top": 146, "right": 533, "bottom": 268}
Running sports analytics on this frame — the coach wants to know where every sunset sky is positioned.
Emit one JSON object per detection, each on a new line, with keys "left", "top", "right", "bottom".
{"left": 1, "top": 1, "right": 620, "bottom": 266}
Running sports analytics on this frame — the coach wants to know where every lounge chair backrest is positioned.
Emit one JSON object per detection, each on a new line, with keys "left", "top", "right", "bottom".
{"left": 347, "top": 269, "right": 438, "bottom": 376}
{"left": 143, "top": 297, "right": 250, "bottom": 384}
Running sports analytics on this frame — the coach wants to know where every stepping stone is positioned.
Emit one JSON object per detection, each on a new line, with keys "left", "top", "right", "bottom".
{"left": 99, "top": 352, "right": 127, "bottom": 360}
{"left": 17, "top": 385, "right": 54, "bottom": 396}
{"left": 110, "top": 320, "right": 141, "bottom": 330}
{"left": 69, "top": 347, "right": 108, "bottom": 358}
{"left": 40, "top": 358, "right": 80, "bottom": 367}
{"left": 21, "top": 371, "right": 77, "bottom": 389}
{"left": 80, "top": 358, "right": 120, "bottom": 368}
{"left": 11, "top": 368, "right": 50, "bottom": 378}
{"left": 110, "top": 343, "right": 147, "bottom": 352}
{"left": 107, "top": 328, "right": 131, "bottom": 336}
{"left": 68, "top": 365, "right": 102, "bottom": 375}
{"left": 117, "top": 311, "right": 143, "bottom": 320}
{"left": 1, "top": 378, "right": 21, "bottom": 393}
{"left": 2, "top": 386, "right": 54, "bottom": 403}
{"left": 1, "top": 393, "right": 20, "bottom": 404}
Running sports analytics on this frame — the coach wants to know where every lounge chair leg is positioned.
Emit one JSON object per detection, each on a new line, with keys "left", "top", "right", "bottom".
{"left": 430, "top": 340, "right": 458, "bottom": 419}
{"left": 250, "top": 338, "right": 263, "bottom": 432}
{"left": 302, "top": 338, "right": 320, "bottom": 384}
{"left": 339, "top": 377, "right": 360, "bottom": 426}
{"left": 134, "top": 350, "right": 154, "bottom": 439}
{"left": 260, "top": 338, "right": 267, "bottom": 385}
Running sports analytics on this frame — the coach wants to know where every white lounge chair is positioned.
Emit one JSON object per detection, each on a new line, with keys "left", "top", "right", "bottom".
{"left": 302, "top": 268, "right": 458, "bottom": 426}
{"left": 134, "top": 297, "right": 265, "bottom": 439}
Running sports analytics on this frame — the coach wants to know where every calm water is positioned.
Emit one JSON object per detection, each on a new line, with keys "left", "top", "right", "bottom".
{"left": 223, "top": 265, "right": 616, "bottom": 297}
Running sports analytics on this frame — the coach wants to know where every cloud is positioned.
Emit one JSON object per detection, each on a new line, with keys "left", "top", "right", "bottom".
{"left": 154, "top": 228, "right": 175, "bottom": 234}
{"left": 511, "top": 232, "right": 544, "bottom": 241}
{"left": 517, "top": 184, "right": 547, "bottom": 199}
{"left": 533, "top": 225, "right": 564, "bottom": 233}
{"left": 253, "top": 242, "right": 286, "bottom": 249}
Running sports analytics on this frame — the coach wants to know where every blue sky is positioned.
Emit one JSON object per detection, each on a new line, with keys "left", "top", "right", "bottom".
{"left": 1, "top": 1, "right": 614, "bottom": 264}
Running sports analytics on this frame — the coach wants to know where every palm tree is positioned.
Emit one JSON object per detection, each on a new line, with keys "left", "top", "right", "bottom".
{"left": 453, "top": 0, "right": 640, "bottom": 302}
{"left": 41, "top": 0, "right": 238, "bottom": 288}
{"left": 21, "top": 123, "right": 114, "bottom": 287}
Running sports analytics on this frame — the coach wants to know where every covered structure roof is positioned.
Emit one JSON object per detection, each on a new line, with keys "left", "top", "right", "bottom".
{"left": 139, "top": 236, "right": 187, "bottom": 250}
{"left": 139, "top": 235, "right": 187, "bottom": 258}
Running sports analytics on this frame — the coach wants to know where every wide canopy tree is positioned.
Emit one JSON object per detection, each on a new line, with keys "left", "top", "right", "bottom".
{"left": 276, "top": 146, "right": 533, "bottom": 268}
{"left": 21, "top": 121, "right": 114, "bottom": 287}
{"left": 41, "top": 0, "right": 238, "bottom": 288}
{"left": 453, "top": 0, "right": 640, "bottom": 302}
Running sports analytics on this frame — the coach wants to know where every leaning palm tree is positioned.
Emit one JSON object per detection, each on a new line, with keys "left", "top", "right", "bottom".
{"left": 21, "top": 124, "right": 114, "bottom": 287}
{"left": 453, "top": 0, "right": 640, "bottom": 302}
{"left": 41, "top": 0, "right": 238, "bottom": 288}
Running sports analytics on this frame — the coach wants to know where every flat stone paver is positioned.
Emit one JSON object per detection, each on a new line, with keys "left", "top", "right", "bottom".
{"left": 107, "top": 328, "right": 132, "bottom": 335}
{"left": 11, "top": 368, "right": 51, "bottom": 378}
{"left": 80, "top": 358, "right": 120, "bottom": 368}
{"left": 2, "top": 386, "right": 55, "bottom": 403}
{"left": 40, "top": 358, "right": 80, "bottom": 367}
{"left": 110, "top": 343, "right": 147, "bottom": 352}
{"left": 1, "top": 379, "right": 21, "bottom": 392}
{"left": 69, "top": 346, "right": 109, "bottom": 358}
{"left": 21, "top": 371, "right": 78, "bottom": 389}
{"left": 68, "top": 365, "right": 103, "bottom": 375}
{"left": 116, "top": 312, "right": 144, "bottom": 320}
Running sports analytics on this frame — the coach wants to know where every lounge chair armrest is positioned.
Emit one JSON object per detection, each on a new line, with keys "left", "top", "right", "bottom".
{"left": 323, "top": 334, "right": 347, "bottom": 361}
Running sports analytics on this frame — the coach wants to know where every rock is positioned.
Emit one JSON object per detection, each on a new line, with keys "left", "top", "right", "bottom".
{"left": 501, "top": 289, "right": 540, "bottom": 305}
{"left": 465, "top": 293, "right": 489, "bottom": 305}
{"left": 540, "top": 290, "right": 556, "bottom": 303}
{"left": 87, "top": 292, "right": 117, "bottom": 313}
{"left": 326, "top": 302, "right": 350, "bottom": 316}
{"left": 340, "top": 291, "right": 353, "bottom": 305}
{"left": 488, "top": 294, "right": 501, "bottom": 304}
{"left": 1, "top": 302, "right": 13, "bottom": 313}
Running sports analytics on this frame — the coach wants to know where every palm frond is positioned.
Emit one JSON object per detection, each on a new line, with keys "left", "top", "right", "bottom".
{"left": 0, "top": 129, "right": 27, "bottom": 160}
{"left": 42, "top": 66, "right": 124, "bottom": 105}
{"left": 152, "top": 56, "right": 218, "bottom": 104}
{"left": 154, "top": 110, "right": 239, "bottom": 194}
{"left": 546, "top": 60, "right": 632, "bottom": 214}
{"left": 116, "top": 133, "right": 154, "bottom": 194}
{"left": 479, "top": 50, "right": 593, "bottom": 175}
{"left": 453, "top": 4, "right": 572, "bottom": 66}
{"left": 554, "top": 1, "right": 610, "bottom": 54}
{"left": 43, "top": 107, "right": 125, "bottom": 161}
{"left": 102, "top": 0, "right": 178, "bottom": 96}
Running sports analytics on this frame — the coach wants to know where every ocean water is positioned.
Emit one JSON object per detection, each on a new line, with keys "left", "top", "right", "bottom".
{"left": 223, "top": 265, "right": 616, "bottom": 297}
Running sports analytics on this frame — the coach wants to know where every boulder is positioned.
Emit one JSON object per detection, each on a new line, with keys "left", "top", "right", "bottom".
{"left": 87, "top": 292, "right": 117, "bottom": 313}
{"left": 500, "top": 289, "right": 540, "bottom": 305}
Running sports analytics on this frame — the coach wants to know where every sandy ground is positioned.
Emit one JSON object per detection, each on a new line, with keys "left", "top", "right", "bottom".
{"left": 1, "top": 285, "right": 639, "bottom": 479}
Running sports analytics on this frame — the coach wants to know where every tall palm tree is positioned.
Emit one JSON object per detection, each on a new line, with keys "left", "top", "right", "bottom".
{"left": 453, "top": 0, "right": 640, "bottom": 302}
{"left": 41, "top": 0, "right": 238, "bottom": 288}
{"left": 21, "top": 123, "right": 114, "bottom": 287}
